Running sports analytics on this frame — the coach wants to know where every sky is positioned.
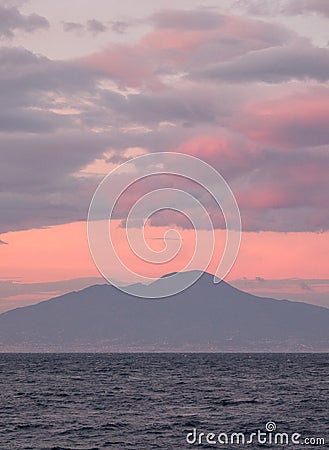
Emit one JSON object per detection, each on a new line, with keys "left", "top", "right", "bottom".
{"left": 0, "top": 0, "right": 329, "bottom": 312}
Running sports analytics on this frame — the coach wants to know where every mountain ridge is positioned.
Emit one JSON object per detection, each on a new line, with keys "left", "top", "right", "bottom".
{"left": 0, "top": 271, "right": 328, "bottom": 352}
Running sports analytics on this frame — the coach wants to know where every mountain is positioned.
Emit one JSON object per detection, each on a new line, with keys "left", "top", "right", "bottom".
{"left": 0, "top": 271, "right": 328, "bottom": 352}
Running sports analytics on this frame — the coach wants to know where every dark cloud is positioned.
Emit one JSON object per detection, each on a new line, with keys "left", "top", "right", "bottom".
{"left": 86, "top": 19, "right": 107, "bottom": 34}
{"left": 0, "top": 4, "right": 49, "bottom": 38}
{"left": 0, "top": 239, "right": 8, "bottom": 245}
{"left": 0, "top": 130, "right": 109, "bottom": 233}
{"left": 97, "top": 87, "right": 233, "bottom": 127}
{"left": 0, "top": 123, "right": 195, "bottom": 233}
{"left": 63, "top": 21, "right": 84, "bottom": 33}
{"left": 0, "top": 47, "right": 96, "bottom": 95}
{"left": 63, "top": 19, "right": 108, "bottom": 35}
{"left": 0, "top": 108, "right": 73, "bottom": 133}
{"left": 0, "top": 46, "right": 98, "bottom": 132}
{"left": 194, "top": 45, "right": 329, "bottom": 83}
{"left": 110, "top": 21, "right": 128, "bottom": 34}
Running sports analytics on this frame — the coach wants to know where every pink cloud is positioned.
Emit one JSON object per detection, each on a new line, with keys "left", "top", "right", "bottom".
{"left": 176, "top": 135, "right": 234, "bottom": 158}
{"left": 236, "top": 90, "right": 329, "bottom": 148}
{"left": 173, "top": 134, "right": 253, "bottom": 176}
{"left": 142, "top": 28, "right": 207, "bottom": 52}
{"left": 161, "top": 132, "right": 329, "bottom": 231}
{"left": 237, "top": 187, "right": 293, "bottom": 210}
{"left": 81, "top": 10, "right": 292, "bottom": 89}
{"left": 81, "top": 44, "right": 163, "bottom": 90}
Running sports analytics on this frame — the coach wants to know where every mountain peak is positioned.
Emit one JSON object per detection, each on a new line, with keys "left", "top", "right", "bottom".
{"left": 0, "top": 271, "right": 328, "bottom": 352}
{"left": 160, "top": 272, "right": 178, "bottom": 278}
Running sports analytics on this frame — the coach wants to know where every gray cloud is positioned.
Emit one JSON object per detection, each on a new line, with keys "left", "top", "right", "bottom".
{"left": 0, "top": 4, "right": 49, "bottom": 38}
{"left": 1, "top": 10, "right": 328, "bottom": 235}
{"left": 233, "top": 0, "right": 283, "bottom": 16}
{"left": 87, "top": 19, "right": 107, "bottom": 34}
{"left": 0, "top": 46, "right": 98, "bottom": 132}
{"left": 194, "top": 45, "right": 329, "bottom": 83}
{"left": 97, "top": 87, "right": 234, "bottom": 127}
{"left": 151, "top": 8, "right": 225, "bottom": 30}
{"left": 63, "top": 19, "right": 108, "bottom": 35}
{"left": 0, "top": 121, "right": 195, "bottom": 233}
{"left": 78, "top": 9, "right": 294, "bottom": 91}
{"left": 286, "top": 0, "right": 329, "bottom": 17}
{"left": 148, "top": 9, "right": 294, "bottom": 77}
{"left": 110, "top": 20, "right": 128, "bottom": 34}
{"left": 235, "top": 0, "right": 329, "bottom": 18}
{"left": 0, "top": 129, "right": 113, "bottom": 233}
{"left": 0, "top": 108, "right": 73, "bottom": 133}
{"left": 0, "top": 46, "right": 97, "bottom": 95}
{"left": 0, "top": 239, "right": 8, "bottom": 245}
{"left": 63, "top": 21, "right": 84, "bottom": 33}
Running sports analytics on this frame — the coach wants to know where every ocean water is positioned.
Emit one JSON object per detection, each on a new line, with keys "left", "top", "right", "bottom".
{"left": 0, "top": 354, "right": 328, "bottom": 450}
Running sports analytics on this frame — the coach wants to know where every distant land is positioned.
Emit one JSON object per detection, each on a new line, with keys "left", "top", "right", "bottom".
{"left": 0, "top": 271, "right": 328, "bottom": 352}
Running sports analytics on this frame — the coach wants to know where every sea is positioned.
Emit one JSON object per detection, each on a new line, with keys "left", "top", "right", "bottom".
{"left": 0, "top": 353, "right": 328, "bottom": 449}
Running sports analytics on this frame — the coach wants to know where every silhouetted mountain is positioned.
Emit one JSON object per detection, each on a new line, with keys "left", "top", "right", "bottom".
{"left": 0, "top": 271, "right": 328, "bottom": 352}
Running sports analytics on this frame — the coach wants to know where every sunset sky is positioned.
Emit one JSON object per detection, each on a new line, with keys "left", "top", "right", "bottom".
{"left": 1, "top": 0, "right": 329, "bottom": 312}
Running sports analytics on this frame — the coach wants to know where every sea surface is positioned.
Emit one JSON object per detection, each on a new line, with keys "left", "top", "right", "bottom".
{"left": 0, "top": 353, "right": 328, "bottom": 449}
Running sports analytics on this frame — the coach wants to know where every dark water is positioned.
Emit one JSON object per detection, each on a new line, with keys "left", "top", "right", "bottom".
{"left": 0, "top": 354, "right": 328, "bottom": 450}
